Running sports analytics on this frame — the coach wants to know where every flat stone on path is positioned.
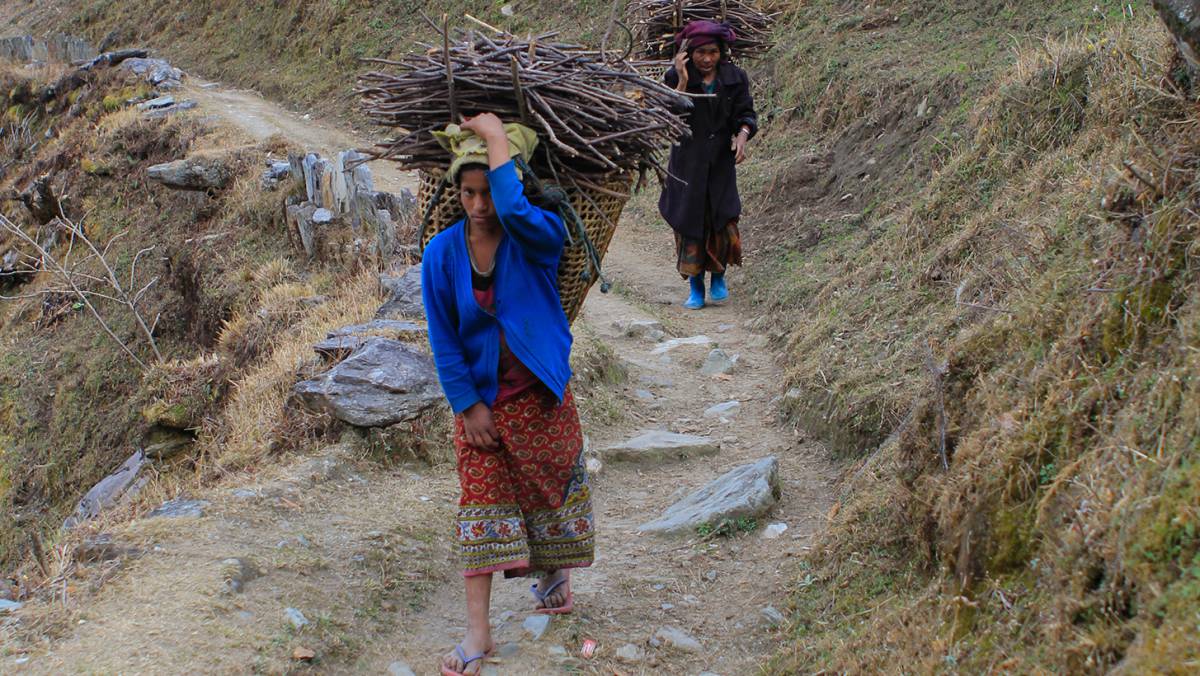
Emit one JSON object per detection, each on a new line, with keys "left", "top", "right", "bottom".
{"left": 654, "top": 626, "right": 702, "bottom": 653}
{"left": 638, "top": 457, "right": 781, "bottom": 535}
{"left": 613, "top": 319, "right": 664, "bottom": 339}
{"left": 387, "top": 661, "right": 416, "bottom": 676}
{"left": 761, "top": 605, "right": 787, "bottom": 626}
{"left": 148, "top": 499, "right": 209, "bottom": 519}
{"left": 522, "top": 613, "right": 551, "bottom": 640}
{"left": 700, "top": 348, "right": 738, "bottom": 376}
{"left": 285, "top": 607, "right": 309, "bottom": 629}
{"left": 704, "top": 401, "right": 741, "bottom": 418}
{"left": 615, "top": 643, "right": 645, "bottom": 663}
{"left": 651, "top": 335, "right": 712, "bottom": 355}
{"left": 293, "top": 338, "right": 441, "bottom": 428}
{"left": 600, "top": 431, "right": 720, "bottom": 464}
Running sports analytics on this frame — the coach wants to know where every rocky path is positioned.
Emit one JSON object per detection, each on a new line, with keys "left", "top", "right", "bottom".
{"left": 357, "top": 215, "right": 837, "bottom": 675}
{"left": 1, "top": 69, "right": 836, "bottom": 675}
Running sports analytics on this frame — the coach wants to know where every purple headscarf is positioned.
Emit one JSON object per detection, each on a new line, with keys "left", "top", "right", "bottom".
{"left": 674, "top": 20, "right": 737, "bottom": 51}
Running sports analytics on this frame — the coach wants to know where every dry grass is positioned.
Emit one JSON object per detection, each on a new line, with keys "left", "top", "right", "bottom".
{"left": 200, "top": 268, "right": 384, "bottom": 472}
{"left": 770, "top": 18, "right": 1200, "bottom": 675}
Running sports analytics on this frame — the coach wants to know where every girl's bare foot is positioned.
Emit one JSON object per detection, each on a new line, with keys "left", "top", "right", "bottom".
{"left": 440, "top": 633, "right": 494, "bottom": 675}
{"left": 534, "top": 569, "right": 570, "bottom": 611}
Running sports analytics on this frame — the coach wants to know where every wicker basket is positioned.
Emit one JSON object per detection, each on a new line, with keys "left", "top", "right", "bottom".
{"left": 417, "top": 169, "right": 635, "bottom": 324}
{"left": 636, "top": 61, "right": 673, "bottom": 84}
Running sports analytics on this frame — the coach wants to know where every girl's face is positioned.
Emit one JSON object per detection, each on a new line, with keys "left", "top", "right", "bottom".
{"left": 692, "top": 44, "right": 722, "bottom": 75}
{"left": 459, "top": 169, "right": 498, "bottom": 226}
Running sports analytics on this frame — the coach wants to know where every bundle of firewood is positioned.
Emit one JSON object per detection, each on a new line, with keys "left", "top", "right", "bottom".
{"left": 357, "top": 19, "right": 691, "bottom": 183}
{"left": 630, "top": 0, "right": 778, "bottom": 60}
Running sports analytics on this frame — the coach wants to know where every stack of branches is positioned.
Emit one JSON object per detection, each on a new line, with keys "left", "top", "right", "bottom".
{"left": 357, "top": 16, "right": 691, "bottom": 185}
{"left": 630, "top": 0, "right": 778, "bottom": 60}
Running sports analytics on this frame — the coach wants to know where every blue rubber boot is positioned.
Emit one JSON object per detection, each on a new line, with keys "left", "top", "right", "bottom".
{"left": 709, "top": 272, "right": 729, "bottom": 304}
{"left": 683, "top": 274, "right": 705, "bottom": 310}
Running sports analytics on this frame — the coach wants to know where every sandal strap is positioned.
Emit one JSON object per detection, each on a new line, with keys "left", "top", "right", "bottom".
{"left": 530, "top": 576, "right": 568, "bottom": 602}
{"left": 455, "top": 644, "right": 487, "bottom": 666}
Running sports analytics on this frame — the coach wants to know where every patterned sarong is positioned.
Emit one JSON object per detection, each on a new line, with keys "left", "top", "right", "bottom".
{"left": 454, "top": 388, "right": 595, "bottom": 577}
{"left": 676, "top": 215, "right": 743, "bottom": 279}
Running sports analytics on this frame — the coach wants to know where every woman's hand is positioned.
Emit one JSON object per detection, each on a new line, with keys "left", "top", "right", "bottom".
{"left": 462, "top": 402, "right": 501, "bottom": 451}
{"left": 461, "top": 113, "right": 511, "bottom": 170}
{"left": 732, "top": 127, "right": 750, "bottom": 164}
{"left": 673, "top": 39, "right": 690, "bottom": 92}
{"left": 461, "top": 112, "right": 506, "bottom": 142}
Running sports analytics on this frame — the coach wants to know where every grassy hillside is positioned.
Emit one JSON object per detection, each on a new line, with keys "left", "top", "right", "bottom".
{"left": 0, "top": 62, "right": 388, "bottom": 572}
{"left": 740, "top": 1, "right": 1200, "bottom": 671}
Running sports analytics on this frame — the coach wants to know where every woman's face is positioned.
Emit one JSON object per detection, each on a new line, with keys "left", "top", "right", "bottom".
{"left": 691, "top": 43, "right": 722, "bottom": 75}
{"left": 460, "top": 168, "right": 498, "bottom": 226}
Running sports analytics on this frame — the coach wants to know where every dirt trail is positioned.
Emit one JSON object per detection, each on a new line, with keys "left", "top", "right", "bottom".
{"left": 184, "top": 79, "right": 416, "bottom": 195}
{"left": 355, "top": 218, "right": 838, "bottom": 675}
{"left": 3, "top": 76, "right": 836, "bottom": 675}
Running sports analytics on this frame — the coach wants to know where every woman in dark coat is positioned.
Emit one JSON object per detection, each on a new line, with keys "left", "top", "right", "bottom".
{"left": 659, "top": 20, "right": 758, "bottom": 309}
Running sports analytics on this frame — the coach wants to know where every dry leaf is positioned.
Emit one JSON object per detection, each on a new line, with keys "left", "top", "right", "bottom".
{"left": 293, "top": 647, "right": 316, "bottom": 661}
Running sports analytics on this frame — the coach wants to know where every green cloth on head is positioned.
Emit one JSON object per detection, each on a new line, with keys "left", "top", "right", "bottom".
{"left": 432, "top": 122, "right": 540, "bottom": 181}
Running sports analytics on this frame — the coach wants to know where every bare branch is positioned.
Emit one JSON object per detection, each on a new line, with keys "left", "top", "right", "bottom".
{"left": 57, "top": 216, "right": 162, "bottom": 362}
{"left": 129, "top": 246, "right": 156, "bottom": 291}
{"left": 0, "top": 213, "right": 149, "bottom": 370}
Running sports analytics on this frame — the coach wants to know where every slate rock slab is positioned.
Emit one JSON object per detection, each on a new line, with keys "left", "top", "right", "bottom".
{"left": 147, "top": 156, "right": 231, "bottom": 191}
{"left": 704, "top": 401, "right": 741, "bottom": 418}
{"left": 612, "top": 319, "right": 664, "bottom": 339}
{"left": 377, "top": 264, "right": 424, "bottom": 319}
{"left": 654, "top": 626, "right": 702, "bottom": 653}
{"left": 120, "top": 57, "right": 183, "bottom": 88}
{"left": 600, "top": 431, "right": 720, "bottom": 464}
{"left": 293, "top": 338, "right": 441, "bottom": 427}
{"left": 700, "top": 348, "right": 738, "bottom": 376}
{"left": 638, "top": 456, "right": 781, "bottom": 535}
{"left": 314, "top": 320, "right": 425, "bottom": 357}
{"left": 148, "top": 499, "right": 210, "bottom": 519}
{"left": 62, "top": 450, "right": 148, "bottom": 529}
{"left": 522, "top": 613, "right": 551, "bottom": 640}
{"left": 651, "top": 335, "right": 712, "bottom": 355}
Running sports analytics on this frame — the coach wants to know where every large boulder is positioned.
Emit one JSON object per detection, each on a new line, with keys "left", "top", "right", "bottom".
{"left": 377, "top": 264, "right": 424, "bottom": 319}
{"left": 147, "top": 156, "right": 231, "bottom": 191}
{"left": 293, "top": 338, "right": 441, "bottom": 427}
{"left": 638, "top": 456, "right": 781, "bottom": 535}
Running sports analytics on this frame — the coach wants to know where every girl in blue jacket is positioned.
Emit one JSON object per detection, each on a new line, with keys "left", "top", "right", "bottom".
{"left": 423, "top": 113, "right": 594, "bottom": 676}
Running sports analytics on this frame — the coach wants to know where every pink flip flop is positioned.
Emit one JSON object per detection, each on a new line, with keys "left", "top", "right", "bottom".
{"left": 530, "top": 576, "right": 574, "bottom": 615}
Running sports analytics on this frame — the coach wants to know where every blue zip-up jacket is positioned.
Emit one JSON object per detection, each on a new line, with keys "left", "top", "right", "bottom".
{"left": 421, "top": 160, "right": 572, "bottom": 414}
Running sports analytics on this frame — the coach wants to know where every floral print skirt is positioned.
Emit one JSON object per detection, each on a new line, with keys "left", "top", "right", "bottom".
{"left": 675, "top": 214, "right": 743, "bottom": 279}
{"left": 454, "top": 387, "right": 595, "bottom": 577}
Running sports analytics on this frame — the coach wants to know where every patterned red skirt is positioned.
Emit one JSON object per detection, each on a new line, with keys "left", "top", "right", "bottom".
{"left": 454, "top": 387, "right": 595, "bottom": 577}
